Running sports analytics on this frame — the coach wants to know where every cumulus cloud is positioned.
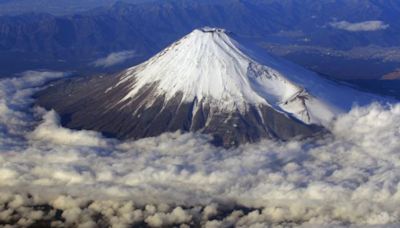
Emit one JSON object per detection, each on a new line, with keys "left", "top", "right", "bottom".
{"left": 93, "top": 50, "right": 137, "bottom": 67}
{"left": 330, "top": 20, "right": 389, "bottom": 32}
{"left": 0, "top": 72, "right": 400, "bottom": 226}
{"left": 30, "top": 110, "right": 110, "bottom": 147}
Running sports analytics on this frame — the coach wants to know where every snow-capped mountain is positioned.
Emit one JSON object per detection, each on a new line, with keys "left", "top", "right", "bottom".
{"left": 116, "top": 27, "right": 340, "bottom": 126}
{"left": 36, "top": 28, "right": 384, "bottom": 147}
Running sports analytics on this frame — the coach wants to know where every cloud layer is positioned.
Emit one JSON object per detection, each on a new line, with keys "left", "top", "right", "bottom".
{"left": 330, "top": 20, "right": 389, "bottom": 32}
{"left": 93, "top": 50, "right": 137, "bottom": 68}
{"left": 0, "top": 72, "right": 400, "bottom": 227}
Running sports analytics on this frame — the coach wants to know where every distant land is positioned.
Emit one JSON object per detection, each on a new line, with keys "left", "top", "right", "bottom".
{"left": 382, "top": 69, "right": 400, "bottom": 80}
{"left": 0, "top": 0, "right": 399, "bottom": 80}
{"left": 0, "top": 0, "right": 159, "bottom": 15}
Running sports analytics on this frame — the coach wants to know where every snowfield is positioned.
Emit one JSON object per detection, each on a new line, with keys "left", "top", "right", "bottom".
{"left": 117, "top": 27, "right": 386, "bottom": 125}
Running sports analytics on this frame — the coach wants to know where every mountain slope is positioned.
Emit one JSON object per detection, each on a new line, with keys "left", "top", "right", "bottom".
{"left": 36, "top": 28, "right": 385, "bottom": 147}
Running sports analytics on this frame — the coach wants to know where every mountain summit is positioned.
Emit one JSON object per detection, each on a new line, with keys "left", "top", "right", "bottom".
{"left": 36, "top": 28, "right": 382, "bottom": 146}
{"left": 118, "top": 27, "right": 319, "bottom": 124}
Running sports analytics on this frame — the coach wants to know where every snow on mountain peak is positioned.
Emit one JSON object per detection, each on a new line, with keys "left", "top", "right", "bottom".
{"left": 114, "top": 28, "right": 385, "bottom": 126}
{"left": 198, "top": 27, "right": 227, "bottom": 33}
{"left": 118, "top": 28, "right": 307, "bottom": 117}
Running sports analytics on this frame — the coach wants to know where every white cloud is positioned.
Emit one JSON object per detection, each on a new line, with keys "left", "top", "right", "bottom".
{"left": 0, "top": 72, "right": 400, "bottom": 226}
{"left": 30, "top": 110, "right": 110, "bottom": 147}
{"left": 330, "top": 20, "right": 389, "bottom": 32}
{"left": 93, "top": 50, "right": 136, "bottom": 67}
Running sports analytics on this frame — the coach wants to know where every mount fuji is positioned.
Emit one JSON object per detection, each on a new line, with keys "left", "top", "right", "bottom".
{"left": 36, "top": 28, "right": 385, "bottom": 147}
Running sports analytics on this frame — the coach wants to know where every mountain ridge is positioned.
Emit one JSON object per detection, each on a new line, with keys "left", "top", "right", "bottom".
{"left": 35, "top": 28, "right": 388, "bottom": 147}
